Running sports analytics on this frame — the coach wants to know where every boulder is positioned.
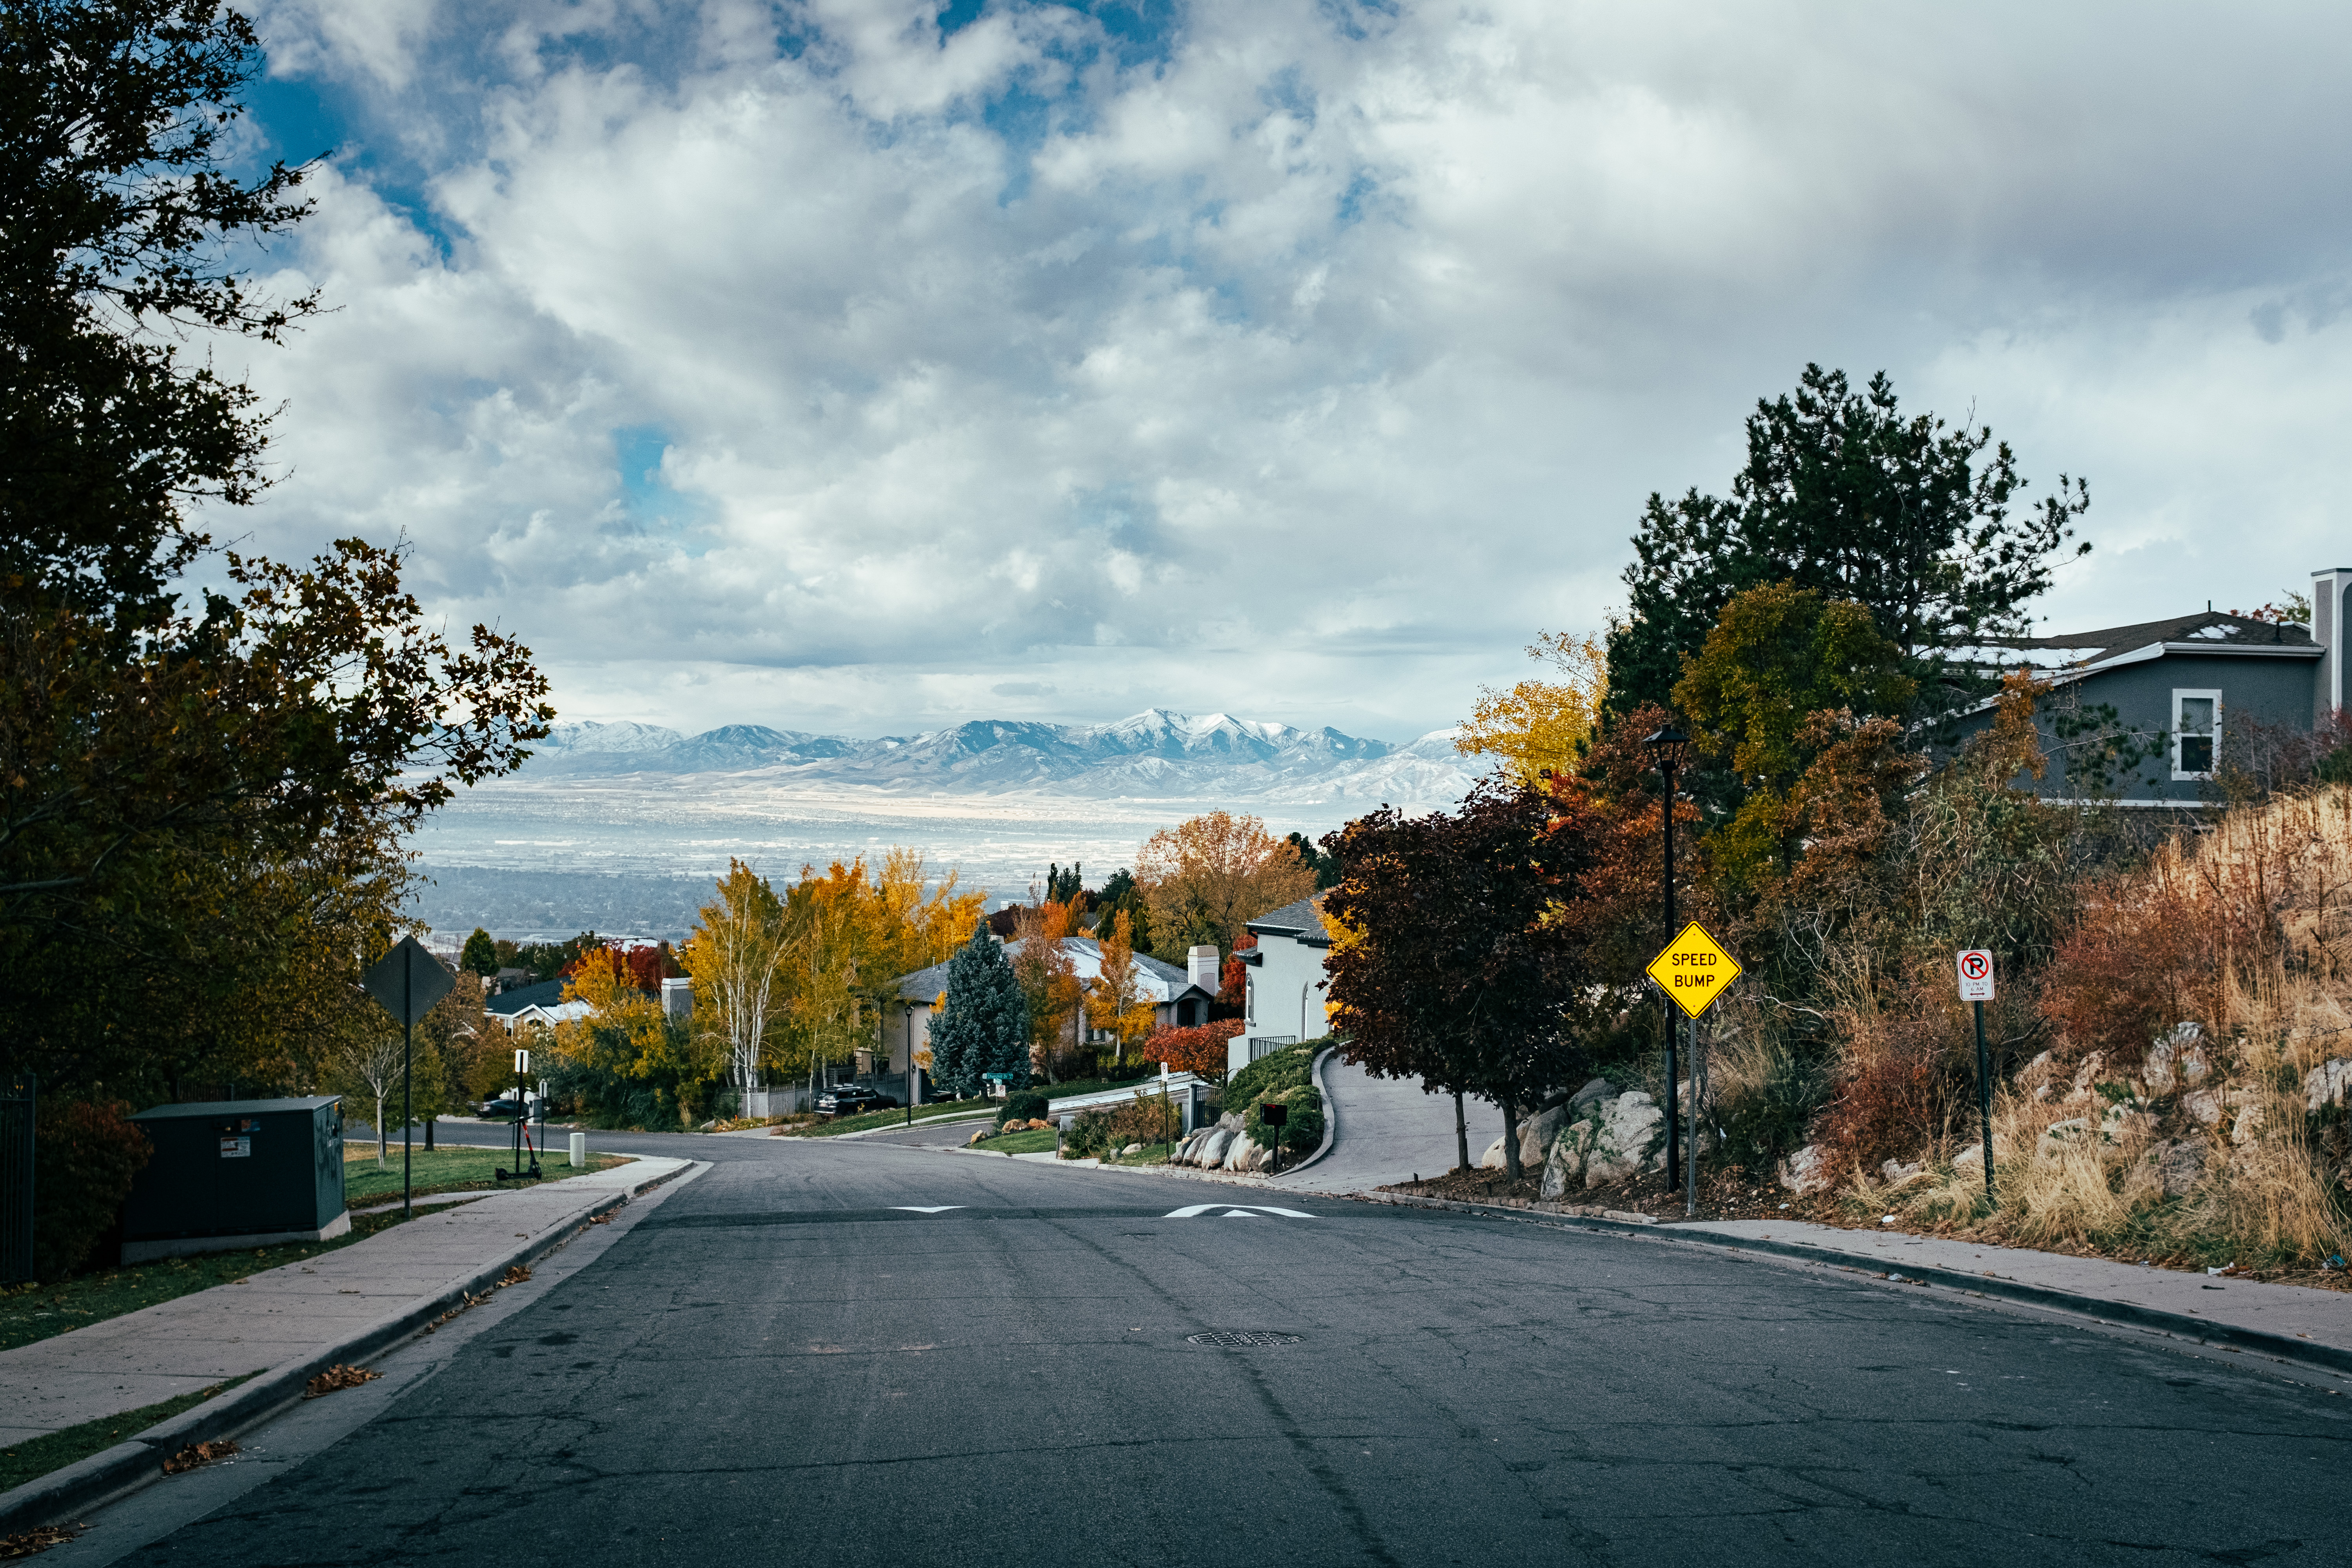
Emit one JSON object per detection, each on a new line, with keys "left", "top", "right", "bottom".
{"left": 1519, "top": 1103, "right": 1570, "bottom": 1170}
{"left": 1120, "top": 1143, "right": 1143, "bottom": 1157}
{"left": 1568, "top": 1077, "right": 1613, "bottom": 1111}
{"left": 2229, "top": 1097, "right": 2266, "bottom": 1146}
{"left": 2147, "top": 1138, "right": 2208, "bottom": 1198}
{"left": 2065, "top": 1052, "right": 2106, "bottom": 1104}
{"left": 1880, "top": 1159, "right": 1924, "bottom": 1186}
{"left": 1540, "top": 1122, "right": 1594, "bottom": 1200}
{"left": 1779, "top": 1143, "right": 1829, "bottom": 1194}
{"left": 1222, "top": 1135, "right": 1258, "bottom": 1171}
{"left": 2143, "top": 1021, "right": 2203, "bottom": 1093}
{"left": 1479, "top": 1135, "right": 1510, "bottom": 1171}
{"left": 1197, "top": 1128, "right": 1235, "bottom": 1168}
{"left": 1581, "top": 1092, "right": 1666, "bottom": 1188}
{"left": 2305, "top": 1057, "right": 2352, "bottom": 1114}
{"left": 2036, "top": 1118, "right": 2092, "bottom": 1163}
{"left": 1217, "top": 1110, "right": 1246, "bottom": 1133}
{"left": 1950, "top": 1143, "right": 1984, "bottom": 1173}
{"left": 966, "top": 1127, "right": 991, "bottom": 1146}
{"left": 2181, "top": 1089, "right": 2224, "bottom": 1127}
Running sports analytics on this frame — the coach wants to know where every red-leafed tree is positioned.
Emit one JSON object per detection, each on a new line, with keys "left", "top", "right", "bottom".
{"left": 1145, "top": 1020, "right": 1242, "bottom": 1080}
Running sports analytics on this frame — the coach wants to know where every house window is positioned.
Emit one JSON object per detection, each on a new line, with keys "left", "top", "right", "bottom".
{"left": 2173, "top": 689, "right": 2220, "bottom": 779}
{"left": 1244, "top": 975, "right": 1256, "bottom": 1027}
{"left": 1178, "top": 998, "right": 1199, "bottom": 1027}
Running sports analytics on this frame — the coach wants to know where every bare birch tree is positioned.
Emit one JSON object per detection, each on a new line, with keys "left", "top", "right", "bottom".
{"left": 681, "top": 860, "right": 797, "bottom": 1097}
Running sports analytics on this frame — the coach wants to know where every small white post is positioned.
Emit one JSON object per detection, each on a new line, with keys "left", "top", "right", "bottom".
{"left": 568, "top": 1131, "right": 586, "bottom": 1168}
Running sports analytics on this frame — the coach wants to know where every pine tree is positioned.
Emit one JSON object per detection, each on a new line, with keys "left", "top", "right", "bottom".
{"left": 461, "top": 927, "right": 500, "bottom": 976}
{"left": 929, "top": 924, "right": 1029, "bottom": 1098}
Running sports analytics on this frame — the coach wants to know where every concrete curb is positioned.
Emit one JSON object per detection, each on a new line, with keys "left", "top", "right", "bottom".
{"left": 1347, "top": 1191, "right": 2352, "bottom": 1380}
{"left": 0, "top": 1161, "right": 702, "bottom": 1535}
{"left": 1276, "top": 1047, "right": 1339, "bottom": 1176}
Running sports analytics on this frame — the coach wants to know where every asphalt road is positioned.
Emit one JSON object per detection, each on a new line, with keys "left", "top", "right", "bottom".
{"left": 65, "top": 1135, "right": 2352, "bottom": 1566}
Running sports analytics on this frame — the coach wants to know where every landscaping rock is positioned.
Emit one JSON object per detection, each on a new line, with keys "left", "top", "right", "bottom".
{"left": 2036, "top": 1118, "right": 2092, "bottom": 1163}
{"left": 2149, "top": 1138, "right": 2208, "bottom": 1198}
{"left": 1479, "top": 1135, "right": 1509, "bottom": 1170}
{"left": 2182, "top": 1089, "right": 2224, "bottom": 1127}
{"left": 1518, "top": 1104, "right": 1570, "bottom": 1170}
{"left": 1879, "top": 1159, "right": 1924, "bottom": 1185}
{"left": 1217, "top": 1111, "right": 1246, "bottom": 1132}
{"left": 1120, "top": 1143, "right": 1143, "bottom": 1157}
{"left": 1197, "top": 1128, "right": 1235, "bottom": 1168}
{"left": 966, "top": 1127, "right": 991, "bottom": 1146}
{"left": 2305, "top": 1056, "right": 2352, "bottom": 1114}
{"left": 1779, "top": 1143, "right": 1829, "bottom": 1194}
{"left": 2143, "top": 1022, "right": 2204, "bottom": 1093}
{"left": 1951, "top": 1143, "right": 1984, "bottom": 1173}
{"left": 1568, "top": 1077, "right": 1613, "bottom": 1111}
{"left": 2229, "top": 1095, "right": 2265, "bottom": 1145}
{"left": 1540, "top": 1120, "right": 1595, "bottom": 1199}
{"left": 1222, "top": 1134, "right": 1258, "bottom": 1171}
{"left": 1580, "top": 1092, "right": 1666, "bottom": 1187}
{"left": 2065, "top": 1052, "right": 2106, "bottom": 1104}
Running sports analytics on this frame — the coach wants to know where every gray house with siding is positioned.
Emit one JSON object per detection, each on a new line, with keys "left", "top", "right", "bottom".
{"left": 1946, "top": 566, "right": 2351, "bottom": 804}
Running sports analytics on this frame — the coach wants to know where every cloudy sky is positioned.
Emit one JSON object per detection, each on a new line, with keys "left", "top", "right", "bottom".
{"left": 220, "top": 0, "right": 2352, "bottom": 742}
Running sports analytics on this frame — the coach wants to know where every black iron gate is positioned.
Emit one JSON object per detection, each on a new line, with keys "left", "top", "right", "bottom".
{"left": 0, "top": 1074, "right": 31, "bottom": 1285}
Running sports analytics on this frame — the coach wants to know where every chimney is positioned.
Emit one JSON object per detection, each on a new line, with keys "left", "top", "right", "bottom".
{"left": 2315, "top": 568, "right": 2352, "bottom": 725}
{"left": 661, "top": 977, "right": 693, "bottom": 1021}
{"left": 1187, "top": 945, "right": 1220, "bottom": 993}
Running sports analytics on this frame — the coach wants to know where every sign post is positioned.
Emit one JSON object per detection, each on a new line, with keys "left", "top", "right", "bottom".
{"left": 1261, "top": 1099, "right": 1288, "bottom": 1178}
{"left": 1956, "top": 950, "right": 1996, "bottom": 1203}
{"left": 360, "top": 937, "right": 455, "bottom": 1220}
{"left": 1645, "top": 922, "right": 1742, "bottom": 1216}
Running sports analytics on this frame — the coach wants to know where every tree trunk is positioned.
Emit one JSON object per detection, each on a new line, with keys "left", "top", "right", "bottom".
{"left": 1453, "top": 1089, "right": 1469, "bottom": 1174}
{"left": 376, "top": 1093, "right": 387, "bottom": 1163}
{"left": 1501, "top": 1097, "right": 1523, "bottom": 1182}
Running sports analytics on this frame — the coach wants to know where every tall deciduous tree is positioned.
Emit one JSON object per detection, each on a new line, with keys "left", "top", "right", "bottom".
{"left": 1085, "top": 910, "right": 1157, "bottom": 1070}
{"left": 1457, "top": 631, "right": 1609, "bottom": 787}
{"left": 1011, "top": 900, "right": 1081, "bottom": 1079}
{"left": 681, "top": 861, "right": 797, "bottom": 1096}
{"left": 929, "top": 924, "right": 1028, "bottom": 1099}
{"left": 1605, "top": 365, "right": 2089, "bottom": 719}
{"left": 1136, "top": 811, "right": 1317, "bottom": 965}
{"left": 1324, "top": 781, "right": 1595, "bottom": 1178}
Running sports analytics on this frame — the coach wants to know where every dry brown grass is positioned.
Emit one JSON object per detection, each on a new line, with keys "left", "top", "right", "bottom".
{"left": 1846, "top": 788, "right": 2352, "bottom": 1268}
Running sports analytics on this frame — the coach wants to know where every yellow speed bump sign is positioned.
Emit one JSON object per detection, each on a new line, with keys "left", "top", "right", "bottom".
{"left": 1645, "top": 920, "right": 1742, "bottom": 1020}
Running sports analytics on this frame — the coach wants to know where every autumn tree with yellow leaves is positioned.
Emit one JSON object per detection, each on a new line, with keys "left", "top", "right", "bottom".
{"left": 1455, "top": 630, "right": 1608, "bottom": 786}
{"left": 1085, "top": 909, "right": 1159, "bottom": 1072}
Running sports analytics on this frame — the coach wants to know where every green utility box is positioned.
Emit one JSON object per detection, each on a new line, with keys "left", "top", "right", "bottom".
{"left": 122, "top": 1096, "right": 348, "bottom": 1263}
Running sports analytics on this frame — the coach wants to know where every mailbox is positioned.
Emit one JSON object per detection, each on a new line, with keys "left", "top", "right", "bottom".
{"left": 122, "top": 1096, "right": 348, "bottom": 1263}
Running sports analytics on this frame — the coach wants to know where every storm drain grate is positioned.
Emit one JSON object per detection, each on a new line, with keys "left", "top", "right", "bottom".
{"left": 1186, "top": 1330, "right": 1302, "bottom": 1348}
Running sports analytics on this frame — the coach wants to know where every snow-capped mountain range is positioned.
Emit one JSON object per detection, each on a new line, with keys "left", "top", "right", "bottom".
{"left": 519, "top": 708, "right": 1475, "bottom": 806}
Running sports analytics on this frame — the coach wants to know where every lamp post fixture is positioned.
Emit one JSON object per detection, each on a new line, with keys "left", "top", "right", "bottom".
{"left": 1643, "top": 722, "right": 1691, "bottom": 1194}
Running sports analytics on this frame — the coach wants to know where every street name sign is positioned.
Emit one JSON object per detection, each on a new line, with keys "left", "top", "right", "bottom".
{"left": 1645, "top": 921, "right": 1742, "bottom": 1020}
{"left": 1956, "top": 949, "right": 1995, "bottom": 1002}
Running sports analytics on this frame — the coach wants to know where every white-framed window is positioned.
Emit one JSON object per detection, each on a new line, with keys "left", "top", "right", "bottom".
{"left": 2173, "top": 688, "right": 2221, "bottom": 779}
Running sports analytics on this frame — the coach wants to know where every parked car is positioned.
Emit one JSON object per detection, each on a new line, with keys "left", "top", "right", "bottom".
{"left": 814, "top": 1084, "right": 898, "bottom": 1117}
{"left": 478, "top": 1093, "right": 538, "bottom": 1120}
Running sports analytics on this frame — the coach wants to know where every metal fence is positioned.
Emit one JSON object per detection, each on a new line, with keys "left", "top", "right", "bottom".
{"left": 0, "top": 1075, "right": 32, "bottom": 1286}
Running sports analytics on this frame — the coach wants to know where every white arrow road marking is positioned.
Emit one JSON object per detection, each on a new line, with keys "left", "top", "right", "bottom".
{"left": 889, "top": 1206, "right": 965, "bottom": 1214}
{"left": 1163, "top": 1204, "right": 1315, "bottom": 1219}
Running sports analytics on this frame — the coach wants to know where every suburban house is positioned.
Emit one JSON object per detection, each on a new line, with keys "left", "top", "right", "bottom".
{"left": 484, "top": 979, "right": 591, "bottom": 1034}
{"left": 1947, "top": 568, "right": 2352, "bottom": 804}
{"left": 1234, "top": 895, "right": 1332, "bottom": 1074}
{"left": 877, "top": 937, "right": 1219, "bottom": 1088}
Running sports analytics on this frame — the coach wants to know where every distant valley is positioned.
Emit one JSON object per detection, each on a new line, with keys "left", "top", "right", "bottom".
{"left": 405, "top": 710, "right": 1478, "bottom": 941}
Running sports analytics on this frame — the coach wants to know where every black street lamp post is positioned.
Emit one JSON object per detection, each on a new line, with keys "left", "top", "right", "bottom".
{"left": 1644, "top": 723, "right": 1691, "bottom": 1194}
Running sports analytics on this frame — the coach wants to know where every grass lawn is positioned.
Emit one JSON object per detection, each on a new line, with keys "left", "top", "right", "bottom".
{"left": 341, "top": 1145, "right": 628, "bottom": 1207}
{"left": 0, "top": 1373, "right": 259, "bottom": 1497}
{"left": 974, "top": 1127, "right": 1058, "bottom": 1155}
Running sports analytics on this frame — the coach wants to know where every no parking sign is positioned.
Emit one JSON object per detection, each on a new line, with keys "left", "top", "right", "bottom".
{"left": 1956, "top": 949, "right": 1994, "bottom": 1002}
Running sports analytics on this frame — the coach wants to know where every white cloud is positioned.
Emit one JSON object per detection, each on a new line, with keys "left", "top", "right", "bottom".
{"left": 226, "top": 0, "right": 2352, "bottom": 739}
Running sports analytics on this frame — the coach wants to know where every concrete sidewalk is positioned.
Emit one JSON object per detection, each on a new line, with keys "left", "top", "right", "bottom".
{"left": 1677, "top": 1216, "right": 2352, "bottom": 1361}
{"left": 0, "top": 1156, "right": 690, "bottom": 1447}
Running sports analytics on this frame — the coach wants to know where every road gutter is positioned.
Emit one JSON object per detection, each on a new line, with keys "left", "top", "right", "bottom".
{"left": 0, "top": 1161, "right": 704, "bottom": 1536}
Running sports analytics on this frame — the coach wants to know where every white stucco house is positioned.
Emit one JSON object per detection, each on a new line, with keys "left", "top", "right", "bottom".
{"left": 878, "top": 936, "right": 1220, "bottom": 1090}
{"left": 1232, "top": 895, "right": 1332, "bottom": 1074}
